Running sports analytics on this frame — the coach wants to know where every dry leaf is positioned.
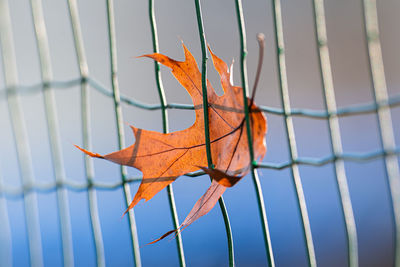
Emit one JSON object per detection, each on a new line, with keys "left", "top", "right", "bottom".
{"left": 76, "top": 43, "right": 267, "bottom": 243}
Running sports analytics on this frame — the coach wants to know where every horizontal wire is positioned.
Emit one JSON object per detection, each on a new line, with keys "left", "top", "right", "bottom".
{"left": 1, "top": 147, "right": 398, "bottom": 197}
{"left": 257, "top": 147, "right": 400, "bottom": 169}
{"left": 0, "top": 77, "right": 399, "bottom": 118}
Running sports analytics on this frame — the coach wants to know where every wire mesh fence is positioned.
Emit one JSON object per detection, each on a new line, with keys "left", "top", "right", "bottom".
{"left": 0, "top": 0, "right": 399, "bottom": 266}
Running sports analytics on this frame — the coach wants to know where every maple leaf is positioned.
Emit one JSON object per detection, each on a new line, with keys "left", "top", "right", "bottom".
{"left": 76, "top": 43, "right": 267, "bottom": 243}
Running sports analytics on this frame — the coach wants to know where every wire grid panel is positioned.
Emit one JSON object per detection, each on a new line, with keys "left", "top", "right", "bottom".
{"left": 0, "top": 0, "right": 400, "bottom": 266}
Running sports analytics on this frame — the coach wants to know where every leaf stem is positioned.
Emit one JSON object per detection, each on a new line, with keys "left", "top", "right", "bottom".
{"left": 249, "top": 33, "right": 265, "bottom": 108}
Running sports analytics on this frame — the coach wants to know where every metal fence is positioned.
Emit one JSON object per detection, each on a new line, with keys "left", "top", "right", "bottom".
{"left": 0, "top": 0, "right": 399, "bottom": 266}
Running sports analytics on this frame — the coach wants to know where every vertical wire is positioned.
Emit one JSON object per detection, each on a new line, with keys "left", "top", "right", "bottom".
{"left": 105, "top": 0, "right": 141, "bottom": 266}
{"left": 148, "top": 1, "right": 186, "bottom": 266}
{"left": 311, "top": 1, "right": 358, "bottom": 266}
{"left": 0, "top": 4, "right": 14, "bottom": 267}
{"left": 194, "top": 0, "right": 235, "bottom": 266}
{"left": 194, "top": 0, "right": 213, "bottom": 166}
{"left": 0, "top": 169, "right": 12, "bottom": 266}
{"left": 0, "top": 1, "right": 44, "bottom": 266}
{"left": 66, "top": 0, "right": 105, "bottom": 266}
{"left": 29, "top": 0, "right": 75, "bottom": 265}
{"left": 234, "top": 1, "right": 275, "bottom": 266}
{"left": 270, "top": 0, "right": 317, "bottom": 266}
{"left": 361, "top": 1, "right": 400, "bottom": 265}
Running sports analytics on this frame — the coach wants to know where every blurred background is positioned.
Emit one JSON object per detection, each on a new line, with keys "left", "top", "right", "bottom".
{"left": 0, "top": 0, "right": 399, "bottom": 266}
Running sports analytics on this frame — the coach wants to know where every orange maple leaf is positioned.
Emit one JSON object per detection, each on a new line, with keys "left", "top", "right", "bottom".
{"left": 76, "top": 43, "right": 267, "bottom": 242}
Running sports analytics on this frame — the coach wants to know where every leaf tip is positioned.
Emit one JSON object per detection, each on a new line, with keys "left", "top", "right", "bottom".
{"left": 137, "top": 53, "right": 154, "bottom": 60}
{"left": 146, "top": 229, "right": 178, "bottom": 245}
{"left": 74, "top": 145, "right": 104, "bottom": 159}
{"left": 121, "top": 208, "right": 129, "bottom": 219}
{"left": 181, "top": 41, "right": 189, "bottom": 54}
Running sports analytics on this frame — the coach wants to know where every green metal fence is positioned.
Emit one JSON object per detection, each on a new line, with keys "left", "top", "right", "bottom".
{"left": 0, "top": 0, "right": 399, "bottom": 266}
